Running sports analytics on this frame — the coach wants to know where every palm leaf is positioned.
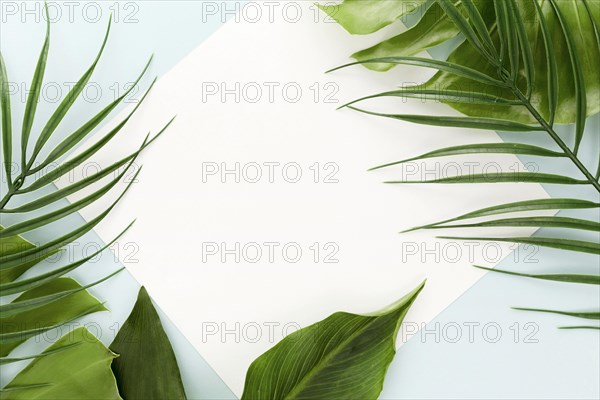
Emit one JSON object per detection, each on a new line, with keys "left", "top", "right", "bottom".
{"left": 507, "top": 0, "right": 534, "bottom": 96}
{"left": 331, "top": 0, "right": 600, "bottom": 124}
{"left": 386, "top": 172, "right": 586, "bottom": 185}
{"left": 582, "top": 0, "right": 600, "bottom": 180}
{"left": 474, "top": 266, "right": 599, "bottom": 285}
{"left": 549, "top": 0, "right": 587, "bottom": 154}
{"left": 532, "top": 0, "right": 558, "bottom": 125}
{"left": 20, "top": 3, "right": 50, "bottom": 175}
{"left": 0, "top": 223, "right": 132, "bottom": 296}
{"left": 326, "top": 0, "right": 600, "bottom": 326}
{"left": 0, "top": 343, "right": 80, "bottom": 366}
{"left": 559, "top": 326, "right": 600, "bottom": 330}
{"left": 0, "top": 53, "right": 13, "bottom": 186}
{"left": 512, "top": 308, "right": 599, "bottom": 320}
{"left": 0, "top": 14, "right": 172, "bottom": 397}
{"left": 0, "top": 168, "right": 140, "bottom": 238}
{"left": 343, "top": 89, "right": 520, "bottom": 108}
{"left": 30, "top": 55, "right": 154, "bottom": 174}
{"left": 18, "top": 80, "right": 161, "bottom": 193}
{"left": 328, "top": 57, "right": 508, "bottom": 87}
{"left": 404, "top": 198, "right": 600, "bottom": 232}
{"left": 0, "top": 281, "right": 107, "bottom": 353}
{"left": 462, "top": 0, "right": 495, "bottom": 55}
{"left": 27, "top": 19, "right": 111, "bottom": 168}
{"left": 4, "top": 143, "right": 145, "bottom": 213}
{"left": 346, "top": 106, "right": 540, "bottom": 131}
{"left": 426, "top": 216, "right": 599, "bottom": 232}
{"left": 438, "top": 236, "right": 599, "bottom": 255}
{"left": 500, "top": 0, "right": 520, "bottom": 83}
{"left": 370, "top": 143, "right": 564, "bottom": 171}
{"left": 0, "top": 268, "right": 123, "bottom": 317}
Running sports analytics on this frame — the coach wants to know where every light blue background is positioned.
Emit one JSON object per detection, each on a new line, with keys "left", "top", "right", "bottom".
{"left": 1, "top": 1, "right": 598, "bottom": 399}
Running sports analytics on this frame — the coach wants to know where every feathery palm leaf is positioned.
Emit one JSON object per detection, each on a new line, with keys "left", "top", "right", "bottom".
{"left": 326, "top": 0, "right": 600, "bottom": 328}
{"left": 0, "top": 6, "right": 169, "bottom": 393}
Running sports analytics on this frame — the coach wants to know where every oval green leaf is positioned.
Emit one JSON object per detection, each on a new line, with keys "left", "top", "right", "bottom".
{"left": 241, "top": 281, "right": 425, "bottom": 400}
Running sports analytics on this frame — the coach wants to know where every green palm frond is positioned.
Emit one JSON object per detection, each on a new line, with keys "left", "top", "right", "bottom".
{"left": 326, "top": 0, "right": 600, "bottom": 327}
{"left": 0, "top": 4, "right": 169, "bottom": 390}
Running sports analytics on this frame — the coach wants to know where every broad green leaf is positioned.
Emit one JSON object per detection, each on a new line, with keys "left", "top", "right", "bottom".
{"left": 0, "top": 278, "right": 106, "bottom": 356}
{"left": 0, "top": 222, "right": 132, "bottom": 296}
{"left": 110, "top": 287, "right": 187, "bottom": 400}
{"left": 438, "top": 236, "right": 600, "bottom": 255}
{"left": 326, "top": 0, "right": 600, "bottom": 330}
{"left": 318, "top": 0, "right": 427, "bottom": 35}
{"left": 420, "top": 0, "right": 600, "bottom": 124}
{"left": 370, "top": 143, "right": 564, "bottom": 171}
{"left": 0, "top": 15, "right": 174, "bottom": 400}
{"left": 1, "top": 171, "right": 138, "bottom": 271}
{"left": 0, "top": 385, "right": 51, "bottom": 393}
{"left": 0, "top": 227, "right": 58, "bottom": 284}
{"left": 1, "top": 213, "right": 102, "bottom": 272}
{"left": 241, "top": 281, "right": 425, "bottom": 400}
{"left": 0, "top": 343, "right": 80, "bottom": 365}
{"left": 346, "top": 106, "right": 540, "bottom": 131}
{"left": 386, "top": 172, "right": 586, "bottom": 185}
{"left": 352, "top": 3, "right": 460, "bottom": 71}
{"left": 0, "top": 268, "right": 122, "bottom": 317}
{"left": 474, "top": 265, "right": 600, "bottom": 285}
{"left": 20, "top": 4, "right": 50, "bottom": 173}
{"left": 425, "top": 216, "right": 600, "bottom": 232}
{"left": 1, "top": 327, "right": 121, "bottom": 400}
{"left": 513, "top": 308, "right": 599, "bottom": 320}
{"left": 584, "top": 0, "right": 600, "bottom": 51}
{"left": 0, "top": 308, "right": 99, "bottom": 351}
{"left": 0, "top": 52, "right": 13, "bottom": 186}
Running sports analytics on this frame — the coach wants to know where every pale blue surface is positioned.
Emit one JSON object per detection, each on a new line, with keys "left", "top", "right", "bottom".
{"left": 1, "top": 1, "right": 598, "bottom": 399}
{"left": 1, "top": 1, "right": 236, "bottom": 398}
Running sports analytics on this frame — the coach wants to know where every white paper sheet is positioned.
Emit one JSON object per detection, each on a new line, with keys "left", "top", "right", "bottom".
{"left": 58, "top": 3, "right": 550, "bottom": 395}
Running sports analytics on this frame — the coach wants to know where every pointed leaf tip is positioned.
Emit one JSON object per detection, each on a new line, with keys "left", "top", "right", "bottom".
{"left": 241, "top": 281, "right": 424, "bottom": 400}
{"left": 110, "top": 286, "right": 186, "bottom": 400}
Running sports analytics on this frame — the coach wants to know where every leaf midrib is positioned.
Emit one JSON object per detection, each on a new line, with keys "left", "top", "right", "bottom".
{"left": 282, "top": 313, "right": 391, "bottom": 400}
{"left": 14, "top": 347, "right": 116, "bottom": 399}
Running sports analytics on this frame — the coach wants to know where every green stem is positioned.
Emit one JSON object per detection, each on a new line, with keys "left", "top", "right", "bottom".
{"left": 0, "top": 173, "right": 25, "bottom": 210}
{"left": 478, "top": 15, "right": 600, "bottom": 194}
{"left": 512, "top": 88, "right": 600, "bottom": 193}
